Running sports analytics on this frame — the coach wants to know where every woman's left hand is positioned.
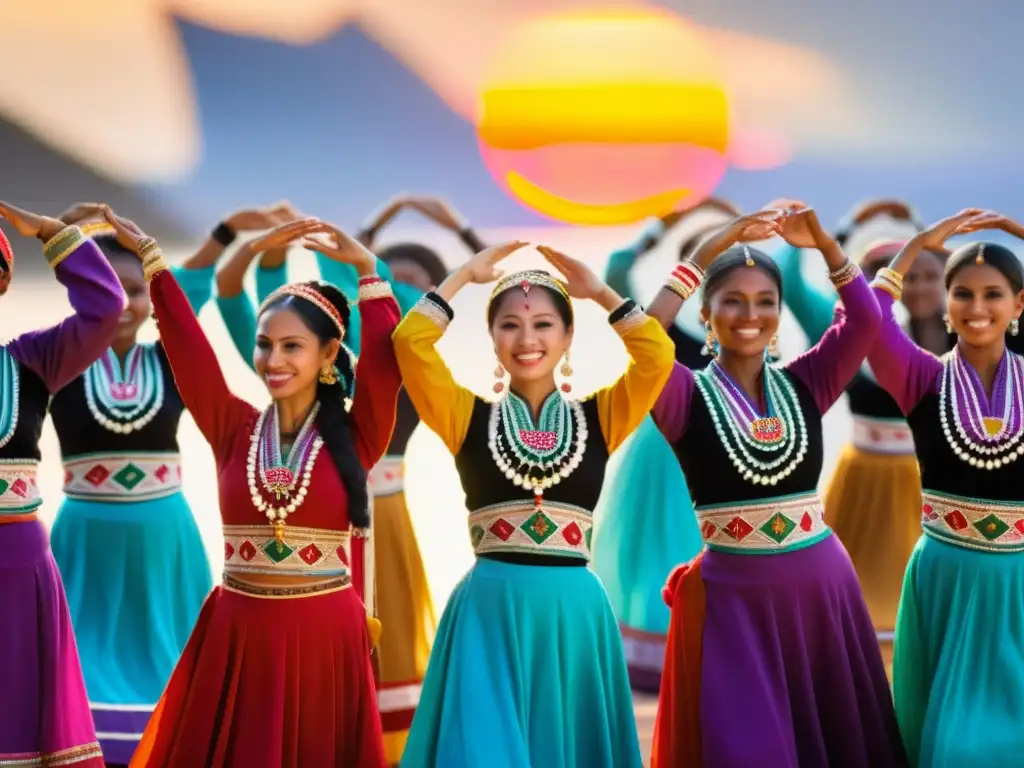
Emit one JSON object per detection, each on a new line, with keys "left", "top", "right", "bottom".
{"left": 952, "top": 210, "right": 1024, "bottom": 239}
{"left": 0, "top": 201, "right": 66, "bottom": 242}
{"left": 101, "top": 206, "right": 149, "bottom": 253}
{"left": 767, "top": 200, "right": 831, "bottom": 249}
{"left": 537, "top": 245, "right": 604, "bottom": 300}
{"left": 302, "top": 224, "right": 377, "bottom": 276}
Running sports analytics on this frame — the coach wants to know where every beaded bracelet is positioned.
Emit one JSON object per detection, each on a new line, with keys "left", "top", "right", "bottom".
{"left": 871, "top": 277, "right": 902, "bottom": 301}
{"left": 828, "top": 261, "right": 860, "bottom": 289}
{"left": 875, "top": 267, "right": 904, "bottom": 289}
{"left": 665, "top": 261, "right": 705, "bottom": 300}
{"left": 141, "top": 246, "right": 167, "bottom": 283}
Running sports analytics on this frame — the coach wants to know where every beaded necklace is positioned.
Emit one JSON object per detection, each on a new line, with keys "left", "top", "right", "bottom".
{"left": 488, "top": 389, "right": 587, "bottom": 511}
{"left": 84, "top": 346, "right": 165, "bottom": 434}
{"left": 0, "top": 347, "right": 20, "bottom": 449}
{"left": 939, "top": 347, "right": 1024, "bottom": 469}
{"left": 247, "top": 402, "right": 323, "bottom": 547}
{"left": 695, "top": 361, "right": 808, "bottom": 486}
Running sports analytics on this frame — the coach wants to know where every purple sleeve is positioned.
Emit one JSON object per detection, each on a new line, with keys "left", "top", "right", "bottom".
{"left": 783, "top": 271, "right": 882, "bottom": 414}
{"left": 7, "top": 238, "right": 125, "bottom": 392}
{"left": 865, "top": 287, "right": 943, "bottom": 414}
{"left": 651, "top": 362, "right": 695, "bottom": 443}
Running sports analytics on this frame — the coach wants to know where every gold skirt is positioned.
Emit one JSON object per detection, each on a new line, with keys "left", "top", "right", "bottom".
{"left": 374, "top": 486, "right": 437, "bottom": 764}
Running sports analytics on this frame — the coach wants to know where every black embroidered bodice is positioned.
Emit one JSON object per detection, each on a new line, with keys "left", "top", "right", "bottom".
{"left": 0, "top": 361, "right": 50, "bottom": 462}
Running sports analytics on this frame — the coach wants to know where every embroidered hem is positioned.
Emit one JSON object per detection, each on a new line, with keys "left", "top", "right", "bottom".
{"left": 0, "top": 742, "right": 104, "bottom": 767}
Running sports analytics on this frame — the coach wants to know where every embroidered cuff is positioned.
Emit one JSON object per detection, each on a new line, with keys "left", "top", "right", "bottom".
{"left": 609, "top": 299, "right": 645, "bottom": 335}
{"left": 43, "top": 226, "right": 86, "bottom": 269}
{"left": 413, "top": 292, "right": 454, "bottom": 330}
{"left": 143, "top": 248, "right": 169, "bottom": 283}
{"left": 357, "top": 276, "right": 394, "bottom": 302}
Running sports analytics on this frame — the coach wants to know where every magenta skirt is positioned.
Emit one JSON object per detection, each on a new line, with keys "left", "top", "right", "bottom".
{"left": 1, "top": 520, "right": 104, "bottom": 766}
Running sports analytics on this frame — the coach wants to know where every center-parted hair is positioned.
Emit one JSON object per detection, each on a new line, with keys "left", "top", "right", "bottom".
{"left": 700, "top": 246, "right": 783, "bottom": 308}
{"left": 944, "top": 241, "right": 1024, "bottom": 293}
{"left": 259, "top": 281, "right": 369, "bottom": 528}
{"left": 486, "top": 269, "right": 574, "bottom": 328}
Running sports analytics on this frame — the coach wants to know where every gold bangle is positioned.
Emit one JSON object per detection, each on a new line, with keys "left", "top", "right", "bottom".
{"left": 43, "top": 225, "right": 85, "bottom": 269}
{"left": 829, "top": 261, "right": 860, "bottom": 288}
{"left": 664, "top": 277, "right": 694, "bottom": 301}
{"left": 142, "top": 248, "right": 168, "bottom": 283}
{"left": 871, "top": 276, "right": 902, "bottom": 301}
{"left": 875, "top": 267, "right": 904, "bottom": 289}
{"left": 137, "top": 237, "right": 160, "bottom": 260}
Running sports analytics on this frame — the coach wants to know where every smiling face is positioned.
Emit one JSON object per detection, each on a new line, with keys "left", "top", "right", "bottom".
{"left": 489, "top": 286, "right": 573, "bottom": 388}
{"left": 702, "top": 267, "right": 781, "bottom": 359}
{"left": 111, "top": 253, "right": 150, "bottom": 346}
{"left": 946, "top": 264, "right": 1024, "bottom": 348}
{"left": 254, "top": 306, "right": 338, "bottom": 401}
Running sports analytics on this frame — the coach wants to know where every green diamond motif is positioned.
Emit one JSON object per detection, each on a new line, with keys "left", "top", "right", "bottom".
{"left": 112, "top": 463, "right": 145, "bottom": 490}
{"left": 261, "top": 539, "right": 295, "bottom": 563}
{"left": 521, "top": 511, "right": 557, "bottom": 545}
{"left": 0, "top": 479, "right": 8, "bottom": 495}
{"left": 974, "top": 514, "right": 1010, "bottom": 541}
{"left": 760, "top": 513, "right": 796, "bottom": 544}
{"left": 585, "top": 526, "right": 593, "bottom": 552}
{"left": 470, "top": 525, "right": 485, "bottom": 548}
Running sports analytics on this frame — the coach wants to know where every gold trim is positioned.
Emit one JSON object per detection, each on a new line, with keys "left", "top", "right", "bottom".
{"left": 142, "top": 249, "right": 168, "bottom": 283}
{"left": 698, "top": 493, "right": 829, "bottom": 551}
{"left": 63, "top": 453, "right": 183, "bottom": 501}
{"left": 222, "top": 524, "right": 352, "bottom": 576}
{"left": 611, "top": 304, "right": 646, "bottom": 335}
{"left": 221, "top": 573, "right": 351, "bottom": 599}
{"left": 921, "top": 491, "right": 1024, "bottom": 552}
{"left": 358, "top": 279, "right": 394, "bottom": 302}
{"left": 0, "top": 742, "right": 104, "bottom": 767}
{"left": 413, "top": 296, "right": 450, "bottom": 330}
{"left": 43, "top": 226, "right": 85, "bottom": 269}
{"left": 469, "top": 499, "right": 593, "bottom": 559}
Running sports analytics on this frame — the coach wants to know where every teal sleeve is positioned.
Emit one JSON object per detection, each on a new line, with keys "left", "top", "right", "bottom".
{"left": 775, "top": 244, "right": 837, "bottom": 344}
{"left": 170, "top": 265, "right": 215, "bottom": 315}
{"left": 315, "top": 253, "right": 398, "bottom": 356}
{"left": 604, "top": 219, "right": 666, "bottom": 300}
{"left": 215, "top": 292, "right": 258, "bottom": 371}
{"left": 255, "top": 264, "right": 288, "bottom": 304}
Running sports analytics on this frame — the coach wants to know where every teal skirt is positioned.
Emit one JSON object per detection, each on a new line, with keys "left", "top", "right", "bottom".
{"left": 50, "top": 492, "right": 212, "bottom": 765}
{"left": 894, "top": 533, "right": 1024, "bottom": 767}
{"left": 591, "top": 416, "right": 703, "bottom": 690}
{"left": 401, "top": 557, "right": 641, "bottom": 768}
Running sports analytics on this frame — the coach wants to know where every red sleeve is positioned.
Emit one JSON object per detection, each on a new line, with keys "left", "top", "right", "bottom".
{"left": 150, "top": 267, "right": 253, "bottom": 454}
{"left": 349, "top": 277, "right": 402, "bottom": 469}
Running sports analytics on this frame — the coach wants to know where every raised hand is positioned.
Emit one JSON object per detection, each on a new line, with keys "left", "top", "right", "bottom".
{"left": 914, "top": 208, "right": 988, "bottom": 251}
{"left": 101, "top": 207, "right": 149, "bottom": 253}
{"left": 662, "top": 196, "right": 742, "bottom": 230}
{"left": 536, "top": 245, "right": 604, "bottom": 300}
{"left": 226, "top": 202, "right": 303, "bottom": 233}
{"left": 58, "top": 202, "right": 108, "bottom": 227}
{"left": 409, "top": 196, "right": 467, "bottom": 232}
{"left": 300, "top": 223, "right": 377, "bottom": 275}
{"left": 768, "top": 200, "right": 830, "bottom": 249}
{"left": 462, "top": 241, "right": 529, "bottom": 284}
{"left": 0, "top": 201, "right": 66, "bottom": 242}
{"left": 951, "top": 210, "right": 1024, "bottom": 240}
{"left": 246, "top": 218, "right": 329, "bottom": 253}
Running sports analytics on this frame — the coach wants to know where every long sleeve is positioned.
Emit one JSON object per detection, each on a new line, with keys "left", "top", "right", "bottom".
{"left": 150, "top": 268, "right": 252, "bottom": 453}
{"left": 317, "top": 254, "right": 397, "bottom": 356}
{"left": 171, "top": 264, "right": 216, "bottom": 315}
{"left": 651, "top": 363, "right": 696, "bottom": 444}
{"left": 255, "top": 263, "right": 288, "bottom": 305}
{"left": 349, "top": 278, "right": 402, "bottom": 469}
{"left": 783, "top": 271, "right": 883, "bottom": 414}
{"left": 216, "top": 292, "right": 258, "bottom": 371}
{"left": 775, "top": 244, "right": 837, "bottom": 344}
{"left": 592, "top": 301, "right": 676, "bottom": 453}
{"left": 866, "top": 287, "right": 943, "bottom": 414}
{"left": 7, "top": 228, "right": 125, "bottom": 393}
{"left": 391, "top": 293, "right": 477, "bottom": 455}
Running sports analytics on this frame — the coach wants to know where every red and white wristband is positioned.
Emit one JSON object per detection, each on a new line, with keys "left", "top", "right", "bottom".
{"left": 665, "top": 260, "right": 705, "bottom": 300}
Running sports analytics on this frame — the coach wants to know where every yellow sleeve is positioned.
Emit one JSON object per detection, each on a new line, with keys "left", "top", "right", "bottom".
{"left": 592, "top": 300, "right": 676, "bottom": 453}
{"left": 391, "top": 293, "right": 476, "bottom": 455}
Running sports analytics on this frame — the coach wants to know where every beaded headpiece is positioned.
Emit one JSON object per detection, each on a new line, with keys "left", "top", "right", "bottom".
{"left": 259, "top": 283, "right": 346, "bottom": 339}
{"left": 0, "top": 226, "right": 12, "bottom": 273}
{"left": 976, "top": 243, "right": 986, "bottom": 266}
{"left": 743, "top": 245, "right": 755, "bottom": 267}
{"left": 488, "top": 270, "right": 572, "bottom": 318}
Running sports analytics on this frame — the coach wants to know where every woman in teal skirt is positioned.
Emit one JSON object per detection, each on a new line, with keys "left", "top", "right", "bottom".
{"left": 393, "top": 241, "right": 674, "bottom": 767}
{"left": 867, "top": 208, "right": 1024, "bottom": 766}
{"left": 48, "top": 204, "right": 290, "bottom": 766}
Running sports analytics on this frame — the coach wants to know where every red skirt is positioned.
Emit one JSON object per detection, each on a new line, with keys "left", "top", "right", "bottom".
{"left": 131, "top": 581, "right": 385, "bottom": 768}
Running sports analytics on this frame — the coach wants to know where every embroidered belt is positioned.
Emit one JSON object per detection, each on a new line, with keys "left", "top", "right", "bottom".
{"left": 697, "top": 493, "right": 830, "bottom": 554}
{"left": 0, "top": 461, "right": 42, "bottom": 514}
{"left": 369, "top": 456, "right": 404, "bottom": 496}
{"left": 851, "top": 415, "right": 915, "bottom": 455}
{"left": 222, "top": 524, "right": 351, "bottom": 577}
{"left": 469, "top": 500, "right": 593, "bottom": 561}
{"left": 222, "top": 573, "right": 352, "bottom": 599}
{"left": 921, "top": 491, "right": 1024, "bottom": 553}
{"left": 63, "top": 453, "right": 182, "bottom": 501}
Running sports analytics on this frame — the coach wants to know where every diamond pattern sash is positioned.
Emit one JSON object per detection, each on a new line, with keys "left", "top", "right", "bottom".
{"left": 63, "top": 453, "right": 182, "bottom": 501}
{"left": 697, "top": 493, "right": 830, "bottom": 554}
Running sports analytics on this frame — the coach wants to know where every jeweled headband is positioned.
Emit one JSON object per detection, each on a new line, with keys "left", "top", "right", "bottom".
{"left": 487, "top": 269, "right": 572, "bottom": 319}
{"left": 0, "top": 227, "right": 12, "bottom": 273}
{"left": 259, "top": 283, "right": 346, "bottom": 339}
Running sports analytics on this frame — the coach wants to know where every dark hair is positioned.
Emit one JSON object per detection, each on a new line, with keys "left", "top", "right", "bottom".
{"left": 379, "top": 243, "right": 448, "bottom": 288}
{"left": 259, "top": 281, "right": 369, "bottom": 528}
{"left": 701, "top": 246, "right": 783, "bottom": 307}
{"left": 486, "top": 283, "right": 574, "bottom": 328}
{"left": 94, "top": 234, "right": 143, "bottom": 267}
{"left": 944, "top": 242, "right": 1024, "bottom": 293}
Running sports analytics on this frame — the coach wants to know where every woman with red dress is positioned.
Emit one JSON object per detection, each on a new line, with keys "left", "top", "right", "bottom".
{"left": 108, "top": 211, "right": 402, "bottom": 767}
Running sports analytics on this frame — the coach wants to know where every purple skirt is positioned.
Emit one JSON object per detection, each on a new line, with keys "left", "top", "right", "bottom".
{"left": 1, "top": 520, "right": 103, "bottom": 766}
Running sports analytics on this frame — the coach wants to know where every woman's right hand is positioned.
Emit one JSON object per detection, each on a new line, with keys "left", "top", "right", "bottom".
{"left": 225, "top": 202, "right": 301, "bottom": 233}
{"left": 245, "top": 218, "right": 329, "bottom": 253}
{"left": 691, "top": 210, "right": 783, "bottom": 269}
{"left": 913, "top": 209, "right": 987, "bottom": 251}
{"left": 460, "top": 241, "right": 529, "bottom": 284}
{"left": 0, "top": 201, "right": 67, "bottom": 242}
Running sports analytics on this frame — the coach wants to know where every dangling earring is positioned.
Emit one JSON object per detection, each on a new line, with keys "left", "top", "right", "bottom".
{"left": 767, "top": 334, "right": 781, "bottom": 361}
{"left": 319, "top": 363, "right": 338, "bottom": 385}
{"left": 701, "top": 322, "right": 717, "bottom": 356}
{"left": 1012, "top": 318, "right": 1020, "bottom": 337}
{"left": 943, "top": 314, "right": 953, "bottom": 334}
{"left": 560, "top": 353, "right": 573, "bottom": 394}
{"left": 493, "top": 361, "right": 505, "bottom": 394}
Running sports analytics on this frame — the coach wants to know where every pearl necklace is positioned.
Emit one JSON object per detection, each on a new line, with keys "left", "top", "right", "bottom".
{"left": 0, "top": 347, "right": 20, "bottom": 449}
{"left": 488, "top": 390, "right": 587, "bottom": 510}
{"left": 247, "top": 403, "right": 323, "bottom": 546}
{"left": 84, "top": 346, "right": 164, "bottom": 434}
{"left": 695, "top": 363, "right": 808, "bottom": 486}
{"left": 939, "top": 349, "right": 1024, "bottom": 469}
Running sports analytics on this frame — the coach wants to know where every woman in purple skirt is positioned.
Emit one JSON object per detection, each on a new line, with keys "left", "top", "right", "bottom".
{"left": 648, "top": 203, "right": 906, "bottom": 766}
{"left": 0, "top": 201, "right": 126, "bottom": 767}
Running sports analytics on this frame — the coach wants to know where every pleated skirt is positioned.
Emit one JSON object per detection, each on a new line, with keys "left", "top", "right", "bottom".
{"left": 401, "top": 557, "right": 642, "bottom": 768}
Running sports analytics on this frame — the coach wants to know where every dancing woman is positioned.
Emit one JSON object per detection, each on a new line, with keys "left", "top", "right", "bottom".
{"left": 0, "top": 202, "right": 126, "bottom": 767}
{"left": 107, "top": 211, "right": 402, "bottom": 767}
{"left": 593, "top": 199, "right": 736, "bottom": 691}
{"left": 866, "top": 209, "right": 1024, "bottom": 766}
{"left": 393, "top": 242, "right": 675, "bottom": 767}
{"left": 649, "top": 205, "right": 905, "bottom": 766}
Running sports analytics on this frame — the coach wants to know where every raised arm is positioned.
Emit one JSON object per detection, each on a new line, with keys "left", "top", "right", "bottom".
{"left": 774, "top": 243, "right": 836, "bottom": 344}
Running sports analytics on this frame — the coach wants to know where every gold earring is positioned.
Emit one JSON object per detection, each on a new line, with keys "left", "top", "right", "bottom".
{"left": 493, "top": 361, "right": 505, "bottom": 394}
{"left": 768, "top": 335, "right": 780, "bottom": 360}
{"left": 560, "top": 353, "right": 573, "bottom": 394}
{"left": 319, "top": 364, "right": 338, "bottom": 385}
{"left": 701, "top": 322, "right": 716, "bottom": 356}
{"left": 944, "top": 314, "right": 953, "bottom": 334}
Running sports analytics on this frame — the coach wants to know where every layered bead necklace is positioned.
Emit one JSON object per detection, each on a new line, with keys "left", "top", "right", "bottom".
{"left": 939, "top": 347, "right": 1024, "bottom": 469}
{"left": 84, "top": 346, "right": 164, "bottom": 434}
{"left": 0, "top": 347, "right": 20, "bottom": 449}
{"left": 247, "top": 402, "right": 323, "bottom": 548}
{"left": 488, "top": 390, "right": 587, "bottom": 511}
{"left": 695, "top": 360, "right": 808, "bottom": 486}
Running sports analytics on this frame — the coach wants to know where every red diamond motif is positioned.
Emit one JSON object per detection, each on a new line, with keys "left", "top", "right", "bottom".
{"left": 154, "top": 465, "right": 169, "bottom": 483}
{"left": 64, "top": 469, "right": 72, "bottom": 485}
{"left": 700, "top": 520, "right": 717, "bottom": 540}
{"left": 299, "top": 543, "right": 323, "bottom": 564}
{"left": 561, "top": 521, "right": 582, "bottom": 546}
{"left": 224, "top": 542, "right": 235, "bottom": 560}
{"left": 800, "top": 512, "right": 814, "bottom": 532}
{"left": 384, "top": 471, "right": 395, "bottom": 480}
{"left": 1015, "top": 519, "right": 1024, "bottom": 536}
{"left": 945, "top": 510, "right": 968, "bottom": 531}
{"left": 85, "top": 465, "right": 110, "bottom": 486}
{"left": 10, "top": 479, "right": 27, "bottom": 498}
{"left": 724, "top": 516, "right": 754, "bottom": 541}
{"left": 922, "top": 504, "right": 933, "bottom": 520}
{"left": 239, "top": 541, "right": 257, "bottom": 561}
{"left": 335, "top": 545, "right": 349, "bottom": 565}
{"left": 489, "top": 518, "right": 515, "bottom": 541}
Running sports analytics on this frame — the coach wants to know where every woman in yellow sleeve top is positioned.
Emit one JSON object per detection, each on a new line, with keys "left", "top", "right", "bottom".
{"left": 393, "top": 242, "right": 674, "bottom": 768}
